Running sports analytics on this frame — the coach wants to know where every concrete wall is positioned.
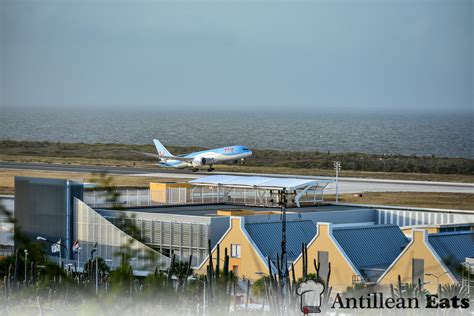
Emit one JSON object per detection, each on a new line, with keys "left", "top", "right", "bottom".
{"left": 377, "top": 209, "right": 474, "bottom": 227}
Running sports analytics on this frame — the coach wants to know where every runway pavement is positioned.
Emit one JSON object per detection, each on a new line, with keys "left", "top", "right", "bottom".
{"left": 1, "top": 161, "right": 473, "bottom": 194}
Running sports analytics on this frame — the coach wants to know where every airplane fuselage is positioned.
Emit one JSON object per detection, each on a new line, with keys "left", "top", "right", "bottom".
{"left": 158, "top": 146, "right": 252, "bottom": 169}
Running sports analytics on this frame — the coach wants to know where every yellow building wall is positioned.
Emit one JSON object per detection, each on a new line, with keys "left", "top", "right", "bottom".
{"left": 196, "top": 217, "right": 270, "bottom": 281}
{"left": 216, "top": 210, "right": 282, "bottom": 216}
{"left": 401, "top": 226, "right": 439, "bottom": 237}
{"left": 291, "top": 223, "right": 359, "bottom": 293}
{"left": 378, "top": 230, "right": 455, "bottom": 294}
{"left": 149, "top": 182, "right": 191, "bottom": 203}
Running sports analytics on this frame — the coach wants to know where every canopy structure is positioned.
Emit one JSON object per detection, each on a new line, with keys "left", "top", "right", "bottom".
{"left": 189, "top": 175, "right": 333, "bottom": 207}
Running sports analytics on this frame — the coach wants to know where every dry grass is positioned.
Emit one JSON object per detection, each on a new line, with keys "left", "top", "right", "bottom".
{"left": 0, "top": 169, "right": 180, "bottom": 194}
{"left": 325, "top": 192, "right": 474, "bottom": 210}
{"left": 0, "top": 154, "right": 154, "bottom": 168}
{"left": 217, "top": 165, "right": 474, "bottom": 183}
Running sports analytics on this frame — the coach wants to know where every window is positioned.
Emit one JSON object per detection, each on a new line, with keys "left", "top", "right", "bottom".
{"left": 412, "top": 258, "right": 424, "bottom": 285}
{"left": 231, "top": 244, "right": 241, "bottom": 258}
{"left": 232, "top": 265, "right": 239, "bottom": 276}
{"left": 318, "top": 251, "right": 329, "bottom": 280}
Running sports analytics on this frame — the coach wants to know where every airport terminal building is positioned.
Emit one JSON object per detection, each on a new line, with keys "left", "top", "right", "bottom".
{"left": 0, "top": 175, "right": 473, "bottom": 292}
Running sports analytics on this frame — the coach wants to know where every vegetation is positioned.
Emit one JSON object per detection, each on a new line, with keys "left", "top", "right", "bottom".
{"left": 1, "top": 139, "right": 473, "bottom": 177}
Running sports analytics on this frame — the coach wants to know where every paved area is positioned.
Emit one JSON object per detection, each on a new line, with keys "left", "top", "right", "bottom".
{"left": 1, "top": 161, "right": 473, "bottom": 194}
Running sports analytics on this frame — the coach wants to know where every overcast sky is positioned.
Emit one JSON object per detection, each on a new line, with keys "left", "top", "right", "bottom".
{"left": 0, "top": 0, "right": 472, "bottom": 113}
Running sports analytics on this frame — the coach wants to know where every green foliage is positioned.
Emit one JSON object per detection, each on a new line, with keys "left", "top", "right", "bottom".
{"left": 439, "top": 284, "right": 469, "bottom": 298}
{"left": 297, "top": 272, "right": 325, "bottom": 285}
{"left": 83, "top": 256, "right": 111, "bottom": 276}
{"left": 252, "top": 276, "right": 269, "bottom": 298}
{"left": 394, "top": 282, "right": 429, "bottom": 299}
{"left": 107, "top": 259, "right": 134, "bottom": 296}
{"left": 343, "top": 283, "right": 374, "bottom": 298}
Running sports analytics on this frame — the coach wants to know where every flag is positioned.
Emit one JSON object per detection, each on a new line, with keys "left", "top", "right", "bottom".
{"left": 90, "top": 242, "right": 98, "bottom": 259}
{"left": 72, "top": 240, "right": 80, "bottom": 253}
{"left": 51, "top": 239, "right": 61, "bottom": 254}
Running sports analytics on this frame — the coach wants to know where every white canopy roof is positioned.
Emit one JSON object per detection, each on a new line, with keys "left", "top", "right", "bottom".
{"left": 189, "top": 175, "right": 332, "bottom": 191}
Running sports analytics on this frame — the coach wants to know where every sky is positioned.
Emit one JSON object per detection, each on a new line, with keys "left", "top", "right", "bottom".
{"left": 0, "top": 0, "right": 472, "bottom": 113}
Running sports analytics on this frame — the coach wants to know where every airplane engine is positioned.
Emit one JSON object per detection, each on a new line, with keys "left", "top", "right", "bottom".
{"left": 192, "top": 157, "right": 207, "bottom": 167}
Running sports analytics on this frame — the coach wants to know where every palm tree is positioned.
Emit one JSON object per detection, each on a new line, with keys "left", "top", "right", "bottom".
{"left": 394, "top": 282, "right": 429, "bottom": 299}
{"left": 439, "top": 284, "right": 468, "bottom": 299}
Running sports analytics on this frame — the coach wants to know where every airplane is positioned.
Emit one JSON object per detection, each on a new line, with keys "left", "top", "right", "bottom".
{"left": 139, "top": 139, "right": 253, "bottom": 172}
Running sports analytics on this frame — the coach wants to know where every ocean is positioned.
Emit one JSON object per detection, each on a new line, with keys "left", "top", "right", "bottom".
{"left": 0, "top": 108, "right": 472, "bottom": 159}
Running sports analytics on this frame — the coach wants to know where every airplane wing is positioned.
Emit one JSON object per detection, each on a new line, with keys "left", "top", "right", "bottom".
{"left": 159, "top": 155, "right": 193, "bottom": 162}
{"left": 133, "top": 151, "right": 193, "bottom": 162}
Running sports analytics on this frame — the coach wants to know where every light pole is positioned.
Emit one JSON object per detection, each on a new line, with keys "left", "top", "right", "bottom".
{"left": 75, "top": 246, "right": 81, "bottom": 273}
{"left": 37, "top": 236, "right": 69, "bottom": 268}
{"left": 128, "top": 257, "right": 137, "bottom": 297}
{"left": 189, "top": 277, "right": 207, "bottom": 315}
{"left": 105, "top": 259, "right": 113, "bottom": 293}
{"left": 277, "top": 189, "right": 288, "bottom": 288}
{"left": 24, "top": 249, "right": 28, "bottom": 285}
{"left": 333, "top": 161, "right": 341, "bottom": 204}
{"left": 425, "top": 272, "right": 448, "bottom": 294}
{"left": 89, "top": 242, "right": 99, "bottom": 294}
{"left": 96, "top": 253, "right": 99, "bottom": 295}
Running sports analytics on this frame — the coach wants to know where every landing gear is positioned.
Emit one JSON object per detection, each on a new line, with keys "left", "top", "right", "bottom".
{"left": 207, "top": 165, "right": 215, "bottom": 172}
{"left": 192, "top": 168, "right": 199, "bottom": 172}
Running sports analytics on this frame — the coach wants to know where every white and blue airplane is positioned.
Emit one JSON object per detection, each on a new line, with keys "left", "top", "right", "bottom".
{"left": 140, "top": 139, "right": 253, "bottom": 172}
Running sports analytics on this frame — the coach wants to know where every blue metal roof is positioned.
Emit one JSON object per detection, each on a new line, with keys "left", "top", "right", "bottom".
{"left": 428, "top": 231, "right": 474, "bottom": 277}
{"left": 245, "top": 220, "right": 316, "bottom": 267}
{"left": 333, "top": 225, "right": 409, "bottom": 280}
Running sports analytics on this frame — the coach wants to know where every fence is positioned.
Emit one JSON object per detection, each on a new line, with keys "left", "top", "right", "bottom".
{"left": 83, "top": 186, "right": 326, "bottom": 209}
{"left": 462, "top": 260, "right": 474, "bottom": 297}
{"left": 83, "top": 187, "right": 222, "bottom": 208}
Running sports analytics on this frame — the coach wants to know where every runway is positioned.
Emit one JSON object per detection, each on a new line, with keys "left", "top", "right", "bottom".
{"left": 1, "top": 161, "right": 473, "bottom": 194}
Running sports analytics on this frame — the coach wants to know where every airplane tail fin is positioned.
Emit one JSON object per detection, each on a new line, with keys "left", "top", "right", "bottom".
{"left": 153, "top": 139, "right": 174, "bottom": 157}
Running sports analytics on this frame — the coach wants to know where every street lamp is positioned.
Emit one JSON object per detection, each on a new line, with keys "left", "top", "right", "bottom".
{"left": 189, "top": 276, "right": 207, "bottom": 315}
{"left": 104, "top": 259, "right": 113, "bottom": 293}
{"left": 425, "top": 272, "right": 448, "bottom": 294}
{"left": 24, "top": 249, "right": 28, "bottom": 284}
{"left": 75, "top": 246, "right": 82, "bottom": 273}
{"left": 333, "top": 161, "right": 341, "bottom": 204}
{"left": 36, "top": 236, "right": 69, "bottom": 267}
